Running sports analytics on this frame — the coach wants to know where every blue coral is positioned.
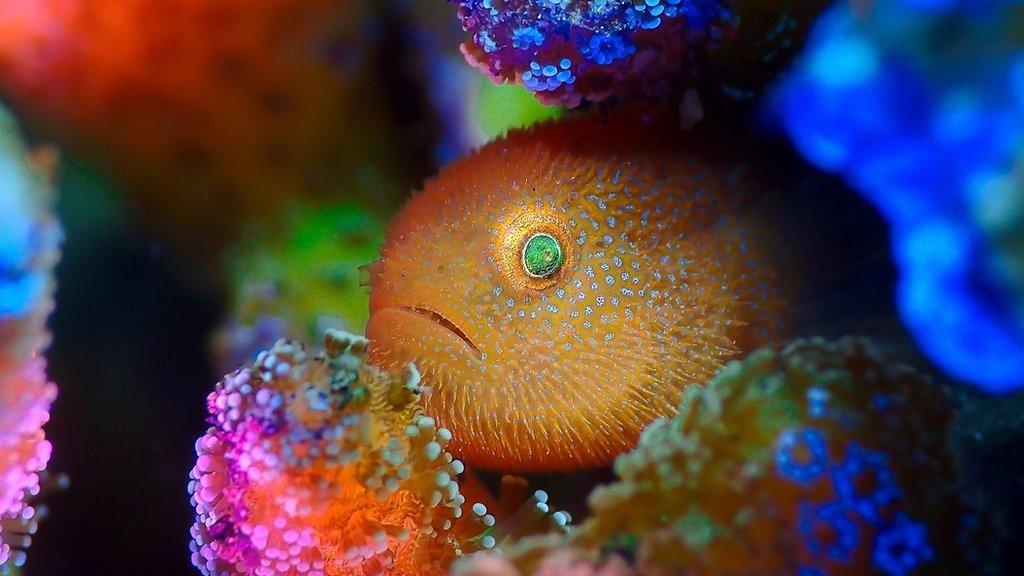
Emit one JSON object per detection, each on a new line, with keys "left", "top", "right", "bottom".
{"left": 579, "top": 33, "right": 635, "bottom": 65}
{"left": 522, "top": 58, "right": 577, "bottom": 94}
{"left": 768, "top": 0, "right": 1024, "bottom": 392}
{"left": 0, "top": 131, "right": 53, "bottom": 318}
{"left": 511, "top": 26, "right": 545, "bottom": 50}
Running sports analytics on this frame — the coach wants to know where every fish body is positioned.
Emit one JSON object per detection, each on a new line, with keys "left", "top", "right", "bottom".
{"left": 366, "top": 108, "right": 889, "bottom": 472}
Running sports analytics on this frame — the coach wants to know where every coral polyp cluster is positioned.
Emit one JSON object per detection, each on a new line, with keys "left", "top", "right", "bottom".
{"left": 190, "top": 331, "right": 566, "bottom": 576}
{"left": 572, "top": 337, "right": 992, "bottom": 575}
{"left": 451, "top": 0, "right": 735, "bottom": 106}
{"left": 0, "top": 106, "right": 61, "bottom": 573}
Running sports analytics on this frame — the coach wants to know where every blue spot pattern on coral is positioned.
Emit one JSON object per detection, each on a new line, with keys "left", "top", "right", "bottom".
{"left": 873, "top": 513, "right": 936, "bottom": 576}
{"left": 831, "top": 444, "right": 900, "bottom": 523}
{"left": 773, "top": 387, "right": 936, "bottom": 574}
{"left": 451, "top": 0, "right": 734, "bottom": 106}
{"left": 776, "top": 427, "right": 829, "bottom": 483}
{"left": 768, "top": 0, "right": 1024, "bottom": 392}
{"left": 800, "top": 501, "right": 859, "bottom": 560}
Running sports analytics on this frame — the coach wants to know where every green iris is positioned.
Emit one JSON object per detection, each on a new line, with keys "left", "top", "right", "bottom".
{"left": 522, "top": 233, "right": 563, "bottom": 278}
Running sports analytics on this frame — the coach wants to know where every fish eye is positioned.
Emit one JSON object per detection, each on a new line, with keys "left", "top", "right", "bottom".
{"left": 521, "top": 233, "right": 564, "bottom": 278}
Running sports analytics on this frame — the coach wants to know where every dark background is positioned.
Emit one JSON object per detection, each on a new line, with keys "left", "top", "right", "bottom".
{"left": 31, "top": 163, "right": 221, "bottom": 576}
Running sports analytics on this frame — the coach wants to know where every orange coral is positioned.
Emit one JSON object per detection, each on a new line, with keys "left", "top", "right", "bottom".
{"left": 0, "top": 0, "right": 409, "bottom": 261}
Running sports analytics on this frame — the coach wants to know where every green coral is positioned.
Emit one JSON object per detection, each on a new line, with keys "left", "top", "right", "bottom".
{"left": 226, "top": 201, "right": 383, "bottom": 338}
{"left": 474, "top": 81, "right": 562, "bottom": 142}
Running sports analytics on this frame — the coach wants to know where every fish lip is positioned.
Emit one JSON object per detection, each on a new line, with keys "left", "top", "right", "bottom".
{"left": 391, "top": 305, "right": 482, "bottom": 360}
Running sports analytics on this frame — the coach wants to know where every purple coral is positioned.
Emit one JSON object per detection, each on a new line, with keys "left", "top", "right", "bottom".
{"left": 452, "top": 0, "right": 735, "bottom": 106}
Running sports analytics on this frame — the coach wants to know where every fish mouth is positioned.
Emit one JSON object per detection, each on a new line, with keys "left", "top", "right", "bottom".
{"left": 398, "top": 306, "right": 481, "bottom": 359}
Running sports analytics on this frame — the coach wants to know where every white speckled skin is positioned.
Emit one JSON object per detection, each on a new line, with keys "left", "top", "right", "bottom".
{"left": 367, "top": 109, "right": 793, "bottom": 472}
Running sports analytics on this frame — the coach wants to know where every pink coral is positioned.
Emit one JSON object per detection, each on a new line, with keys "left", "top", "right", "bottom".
{"left": 0, "top": 359, "right": 56, "bottom": 570}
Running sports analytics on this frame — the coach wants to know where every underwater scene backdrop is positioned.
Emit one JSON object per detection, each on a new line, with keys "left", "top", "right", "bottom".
{"left": 0, "top": 0, "right": 1023, "bottom": 575}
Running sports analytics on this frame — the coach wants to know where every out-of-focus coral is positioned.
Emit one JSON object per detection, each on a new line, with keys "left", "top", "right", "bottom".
{"left": 974, "top": 153, "right": 1024, "bottom": 327}
{"left": 455, "top": 539, "right": 637, "bottom": 576}
{"left": 700, "top": 0, "right": 830, "bottom": 102}
{"left": 189, "top": 331, "right": 567, "bottom": 576}
{"left": 768, "top": 0, "right": 1024, "bottom": 392}
{"left": 570, "top": 338, "right": 998, "bottom": 575}
{"left": 401, "top": 0, "right": 563, "bottom": 164}
{"left": 0, "top": 0, "right": 413, "bottom": 264}
{"left": 421, "top": 63, "right": 564, "bottom": 163}
{"left": 0, "top": 105, "right": 60, "bottom": 574}
{"left": 450, "top": 0, "right": 736, "bottom": 107}
{"left": 212, "top": 203, "right": 384, "bottom": 373}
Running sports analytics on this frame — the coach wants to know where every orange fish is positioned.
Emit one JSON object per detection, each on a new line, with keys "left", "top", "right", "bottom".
{"left": 365, "top": 108, "right": 890, "bottom": 472}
